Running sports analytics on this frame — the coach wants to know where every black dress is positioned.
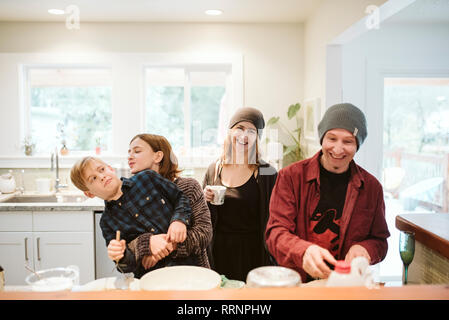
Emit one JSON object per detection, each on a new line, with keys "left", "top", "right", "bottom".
{"left": 212, "top": 173, "right": 262, "bottom": 281}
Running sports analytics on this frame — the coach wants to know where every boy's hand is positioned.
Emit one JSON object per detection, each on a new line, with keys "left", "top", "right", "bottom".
{"left": 167, "top": 220, "right": 187, "bottom": 243}
{"left": 107, "top": 239, "right": 126, "bottom": 261}
{"left": 150, "top": 234, "right": 172, "bottom": 260}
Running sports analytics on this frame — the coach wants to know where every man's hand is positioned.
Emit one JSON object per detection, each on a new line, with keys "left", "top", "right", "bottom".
{"left": 344, "top": 244, "right": 371, "bottom": 264}
{"left": 107, "top": 239, "right": 126, "bottom": 261}
{"left": 302, "top": 244, "right": 337, "bottom": 279}
{"left": 167, "top": 220, "right": 187, "bottom": 243}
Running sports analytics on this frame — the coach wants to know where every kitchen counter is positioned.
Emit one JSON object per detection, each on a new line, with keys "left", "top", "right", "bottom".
{"left": 395, "top": 213, "right": 449, "bottom": 284}
{"left": 0, "top": 191, "right": 104, "bottom": 211}
{"left": 0, "top": 192, "right": 100, "bottom": 284}
{"left": 1, "top": 285, "right": 448, "bottom": 300}
{"left": 396, "top": 213, "right": 449, "bottom": 259}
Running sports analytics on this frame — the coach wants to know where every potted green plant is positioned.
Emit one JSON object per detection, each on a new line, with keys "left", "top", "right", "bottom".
{"left": 22, "top": 136, "right": 36, "bottom": 156}
{"left": 266, "top": 103, "right": 305, "bottom": 166}
{"left": 57, "top": 122, "right": 69, "bottom": 155}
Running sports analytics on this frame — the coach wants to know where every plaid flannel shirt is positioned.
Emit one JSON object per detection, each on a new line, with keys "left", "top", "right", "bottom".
{"left": 99, "top": 169, "right": 191, "bottom": 246}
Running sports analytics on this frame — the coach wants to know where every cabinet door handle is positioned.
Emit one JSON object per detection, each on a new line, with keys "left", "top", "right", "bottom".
{"left": 24, "top": 237, "right": 29, "bottom": 261}
{"left": 37, "top": 237, "right": 41, "bottom": 261}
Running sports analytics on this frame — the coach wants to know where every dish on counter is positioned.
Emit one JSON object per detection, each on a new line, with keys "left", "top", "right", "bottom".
{"left": 25, "top": 267, "right": 78, "bottom": 292}
{"left": 75, "top": 277, "right": 141, "bottom": 291}
{"left": 140, "top": 266, "right": 221, "bottom": 291}
{"left": 246, "top": 266, "right": 301, "bottom": 288}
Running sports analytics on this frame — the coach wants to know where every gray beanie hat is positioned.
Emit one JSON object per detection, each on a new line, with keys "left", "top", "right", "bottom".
{"left": 318, "top": 103, "right": 367, "bottom": 149}
{"left": 229, "top": 107, "right": 265, "bottom": 138}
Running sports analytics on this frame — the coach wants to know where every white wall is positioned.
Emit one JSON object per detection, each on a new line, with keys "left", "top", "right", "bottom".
{"left": 341, "top": 22, "right": 449, "bottom": 179}
{"left": 0, "top": 22, "right": 304, "bottom": 160}
{"left": 303, "top": 0, "right": 387, "bottom": 108}
{"left": 301, "top": 0, "right": 388, "bottom": 156}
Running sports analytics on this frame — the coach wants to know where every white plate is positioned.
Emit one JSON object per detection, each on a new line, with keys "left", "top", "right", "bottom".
{"left": 140, "top": 266, "right": 221, "bottom": 291}
{"left": 75, "top": 277, "right": 140, "bottom": 291}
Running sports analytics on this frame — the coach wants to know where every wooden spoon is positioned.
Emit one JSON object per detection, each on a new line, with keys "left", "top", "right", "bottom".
{"left": 24, "top": 264, "right": 42, "bottom": 280}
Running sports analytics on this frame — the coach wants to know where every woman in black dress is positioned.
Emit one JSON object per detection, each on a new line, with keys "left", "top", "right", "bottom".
{"left": 203, "top": 107, "right": 278, "bottom": 281}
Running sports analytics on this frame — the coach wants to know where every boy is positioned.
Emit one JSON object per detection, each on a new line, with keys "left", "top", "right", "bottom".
{"left": 70, "top": 156, "right": 192, "bottom": 276}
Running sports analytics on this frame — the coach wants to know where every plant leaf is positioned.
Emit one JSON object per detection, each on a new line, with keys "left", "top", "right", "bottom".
{"left": 267, "top": 116, "right": 280, "bottom": 126}
{"left": 283, "top": 145, "right": 297, "bottom": 156}
{"left": 287, "top": 103, "right": 301, "bottom": 120}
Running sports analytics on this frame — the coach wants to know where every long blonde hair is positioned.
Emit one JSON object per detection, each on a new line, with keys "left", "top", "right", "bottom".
{"left": 130, "top": 134, "right": 182, "bottom": 181}
{"left": 221, "top": 129, "right": 260, "bottom": 171}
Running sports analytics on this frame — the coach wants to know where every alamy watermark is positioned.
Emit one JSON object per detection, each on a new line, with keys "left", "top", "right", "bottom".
{"left": 365, "top": 5, "right": 380, "bottom": 30}
{"left": 65, "top": 5, "right": 80, "bottom": 30}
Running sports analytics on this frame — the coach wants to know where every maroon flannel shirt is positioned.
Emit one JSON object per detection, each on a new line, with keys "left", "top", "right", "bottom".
{"left": 265, "top": 151, "right": 390, "bottom": 282}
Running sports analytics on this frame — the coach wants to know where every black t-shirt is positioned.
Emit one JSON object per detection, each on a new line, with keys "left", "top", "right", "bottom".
{"left": 309, "top": 163, "right": 350, "bottom": 257}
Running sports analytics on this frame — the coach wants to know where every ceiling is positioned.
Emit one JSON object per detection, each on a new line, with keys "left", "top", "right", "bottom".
{"left": 0, "top": 0, "right": 323, "bottom": 23}
{"left": 0, "top": 0, "right": 447, "bottom": 24}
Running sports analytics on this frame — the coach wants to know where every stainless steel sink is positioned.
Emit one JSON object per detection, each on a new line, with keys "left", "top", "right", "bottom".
{"left": 2, "top": 194, "right": 89, "bottom": 203}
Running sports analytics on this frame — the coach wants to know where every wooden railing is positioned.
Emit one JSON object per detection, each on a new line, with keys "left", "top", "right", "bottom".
{"left": 384, "top": 148, "right": 449, "bottom": 212}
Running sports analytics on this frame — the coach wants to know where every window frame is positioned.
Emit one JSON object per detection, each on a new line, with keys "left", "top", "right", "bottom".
{"left": 143, "top": 63, "right": 233, "bottom": 153}
{"left": 21, "top": 64, "right": 114, "bottom": 156}
{"left": 0, "top": 53, "right": 243, "bottom": 169}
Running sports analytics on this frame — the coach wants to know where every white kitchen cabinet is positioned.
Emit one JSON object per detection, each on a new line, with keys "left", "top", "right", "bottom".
{"left": 0, "top": 231, "right": 34, "bottom": 285}
{"left": 33, "top": 232, "right": 94, "bottom": 284}
{"left": 0, "top": 210, "right": 95, "bottom": 285}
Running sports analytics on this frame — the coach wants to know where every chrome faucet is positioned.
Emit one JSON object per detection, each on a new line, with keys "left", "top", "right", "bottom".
{"left": 51, "top": 148, "right": 68, "bottom": 193}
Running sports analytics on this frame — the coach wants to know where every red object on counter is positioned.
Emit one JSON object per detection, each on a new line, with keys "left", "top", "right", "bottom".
{"left": 334, "top": 261, "right": 351, "bottom": 274}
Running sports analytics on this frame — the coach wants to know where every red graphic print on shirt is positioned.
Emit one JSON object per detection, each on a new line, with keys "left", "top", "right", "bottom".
{"left": 310, "top": 208, "right": 341, "bottom": 257}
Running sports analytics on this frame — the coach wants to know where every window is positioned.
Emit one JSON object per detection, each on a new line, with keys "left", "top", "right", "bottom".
{"left": 145, "top": 65, "right": 229, "bottom": 155}
{"left": 381, "top": 77, "right": 449, "bottom": 282}
{"left": 25, "top": 67, "right": 112, "bottom": 154}
{"left": 384, "top": 78, "right": 449, "bottom": 154}
{"left": 383, "top": 77, "right": 449, "bottom": 212}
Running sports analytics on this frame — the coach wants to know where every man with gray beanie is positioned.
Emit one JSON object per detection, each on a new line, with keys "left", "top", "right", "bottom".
{"left": 266, "top": 103, "right": 390, "bottom": 283}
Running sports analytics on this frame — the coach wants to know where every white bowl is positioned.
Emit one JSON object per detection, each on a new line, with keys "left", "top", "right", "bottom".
{"left": 140, "top": 266, "right": 221, "bottom": 291}
{"left": 25, "top": 267, "right": 78, "bottom": 292}
{"left": 246, "top": 266, "right": 301, "bottom": 288}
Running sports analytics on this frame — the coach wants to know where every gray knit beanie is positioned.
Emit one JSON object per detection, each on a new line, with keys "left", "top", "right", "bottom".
{"left": 318, "top": 103, "right": 367, "bottom": 150}
{"left": 229, "top": 107, "right": 265, "bottom": 138}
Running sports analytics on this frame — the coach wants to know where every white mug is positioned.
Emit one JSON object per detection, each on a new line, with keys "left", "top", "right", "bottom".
{"left": 207, "top": 185, "right": 226, "bottom": 205}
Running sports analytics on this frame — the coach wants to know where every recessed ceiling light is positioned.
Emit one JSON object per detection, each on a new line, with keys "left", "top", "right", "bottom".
{"left": 205, "top": 9, "right": 223, "bottom": 16}
{"left": 48, "top": 9, "right": 65, "bottom": 15}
